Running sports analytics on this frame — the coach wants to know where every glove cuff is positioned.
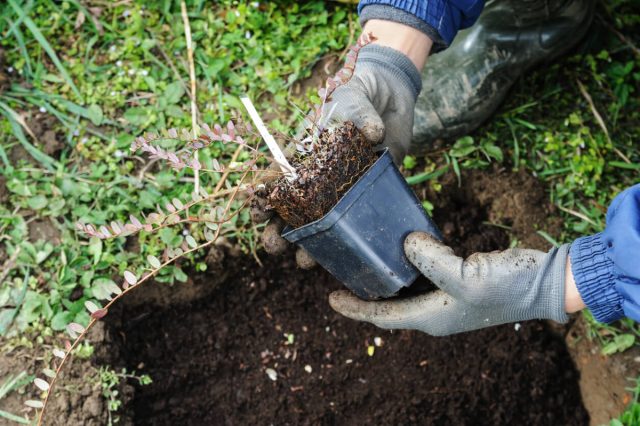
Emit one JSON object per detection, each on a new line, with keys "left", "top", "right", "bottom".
{"left": 570, "top": 233, "right": 623, "bottom": 323}
{"left": 357, "top": 44, "right": 423, "bottom": 99}
{"left": 539, "top": 244, "right": 570, "bottom": 324}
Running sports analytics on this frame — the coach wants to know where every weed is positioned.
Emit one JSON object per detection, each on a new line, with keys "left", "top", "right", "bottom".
{"left": 97, "top": 366, "right": 151, "bottom": 426}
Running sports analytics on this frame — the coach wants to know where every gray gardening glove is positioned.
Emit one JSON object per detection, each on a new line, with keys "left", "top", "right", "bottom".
{"left": 327, "top": 44, "right": 422, "bottom": 163}
{"left": 329, "top": 232, "right": 569, "bottom": 336}
{"left": 255, "top": 44, "right": 422, "bottom": 262}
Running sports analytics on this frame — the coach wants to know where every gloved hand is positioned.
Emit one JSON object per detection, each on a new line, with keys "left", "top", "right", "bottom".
{"left": 254, "top": 44, "right": 423, "bottom": 263}
{"left": 326, "top": 44, "right": 423, "bottom": 163}
{"left": 329, "top": 232, "right": 570, "bottom": 336}
{"left": 330, "top": 184, "right": 640, "bottom": 334}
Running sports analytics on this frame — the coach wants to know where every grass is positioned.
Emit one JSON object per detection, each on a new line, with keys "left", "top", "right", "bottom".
{"left": 0, "top": 0, "right": 638, "bottom": 422}
{"left": 0, "top": 1, "right": 353, "bottom": 337}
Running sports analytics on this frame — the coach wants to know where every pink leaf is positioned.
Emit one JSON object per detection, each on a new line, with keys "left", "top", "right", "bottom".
{"left": 147, "top": 213, "right": 162, "bottom": 224}
{"left": 25, "top": 400, "right": 44, "bottom": 409}
{"left": 172, "top": 198, "right": 184, "bottom": 210}
{"left": 34, "top": 378, "right": 50, "bottom": 391}
{"left": 129, "top": 215, "right": 142, "bottom": 228}
{"left": 99, "top": 226, "right": 111, "bottom": 238}
{"left": 85, "top": 300, "right": 99, "bottom": 313}
{"left": 168, "top": 128, "right": 178, "bottom": 138}
{"left": 124, "top": 223, "right": 139, "bottom": 233}
{"left": 165, "top": 202, "right": 176, "bottom": 213}
{"left": 110, "top": 221, "right": 121, "bottom": 234}
{"left": 124, "top": 270, "right": 137, "bottom": 285}
{"left": 91, "top": 308, "right": 108, "bottom": 319}
{"left": 191, "top": 157, "right": 201, "bottom": 170}
{"left": 227, "top": 121, "right": 236, "bottom": 139}
{"left": 42, "top": 368, "right": 56, "bottom": 378}
{"left": 66, "top": 322, "right": 85, "bottom": 339}
{"left": 147, "top": 255, "right": 161, "bottom": 269}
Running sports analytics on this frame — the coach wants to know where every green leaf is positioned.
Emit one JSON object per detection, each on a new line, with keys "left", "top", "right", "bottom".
{"left": 88, "top": 237, "right": 102, "bottom": 265}
{"left": 165, "top": 104, "right": 184, "bottom": 118}
{"left": 406, "top": 166, "right": 449, "bottom": 186}
{"left": 450, "top": 136, "right": 477, "bottom": 157}
{"left": 163, "top": 81, "right": 185, "bottom": 104}
{"left": 186, "top": 235, "right": 197, "bottom": 248}
{"left": 610, "top": 161, "right": 640, "bottom": 170}
{"left": 124, "top": 107, "right": 152, "bottom": 126}
{"left": 147, "top": 255, "right": 161, "bottom": 269}
{"left": 50, "top": 311, "right": 74, "bottom": 331}
{"left": 87, "top": 104, "right": 103, "bottom": 125}
{"left": 27, "top": 195, "right": 47, "bottom": 210}
{"left": 0, "top": 409, "right": 30, "bottom": 424}
{"left": 602, "top": 334, "right": 636, "bottom": 355}
{"left": 402, "top": 156, "right": 417, "bottom": 170}
{"left": 174, "top": 267, "right": 188, "bottom": 283}
{"left": 91, "top": 278, "right": 117, "bottom": 300}
{"left": 482, "top": 143, "right": 504, "bottom": 162}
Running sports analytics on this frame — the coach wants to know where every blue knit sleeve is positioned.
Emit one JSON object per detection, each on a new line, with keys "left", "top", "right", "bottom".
{"left": 358, "top": 0, "right": 485, "bottom": 50}
{"left": 570, "top": 184, "right": 640, "bottom": 323}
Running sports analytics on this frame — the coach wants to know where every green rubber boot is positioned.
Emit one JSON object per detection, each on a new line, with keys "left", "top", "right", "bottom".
{"left": 411, "top": 0, "right": 595, "bottom": 150}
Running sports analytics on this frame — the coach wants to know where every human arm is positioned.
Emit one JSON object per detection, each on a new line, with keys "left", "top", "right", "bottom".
{"left": 257, "top": 1, "right": 485, "bottom": 257}
{"left": 330, "top": 185, "right": 640, "bottom": 335}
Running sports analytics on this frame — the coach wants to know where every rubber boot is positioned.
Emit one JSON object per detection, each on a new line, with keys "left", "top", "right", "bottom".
{"left": 411, "top": 0, "right": 595, "bottom": 149}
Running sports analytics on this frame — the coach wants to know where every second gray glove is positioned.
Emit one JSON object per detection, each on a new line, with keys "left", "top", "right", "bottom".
{"left": 330, "top": 232, "right": 570, "bottom": 336}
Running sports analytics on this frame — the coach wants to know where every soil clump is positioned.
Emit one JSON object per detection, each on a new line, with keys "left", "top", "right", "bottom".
{"left": 267, "top": 121, "right": 377, "bottom": 228}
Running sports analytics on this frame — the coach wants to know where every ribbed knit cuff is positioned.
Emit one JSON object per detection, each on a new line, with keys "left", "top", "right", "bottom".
{"left": 357, "top": 44, "right": 423, "bottom": 98}
{"left": 359, "top": 5, "right": 447, "bottom": 52}
{"left": 570, "top": 233, "right": 623, "bottom": 323}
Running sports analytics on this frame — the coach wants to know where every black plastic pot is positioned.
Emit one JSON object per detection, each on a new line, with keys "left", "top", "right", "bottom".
{"left": 282, "top": 149, "right": 442, "bottom": 300}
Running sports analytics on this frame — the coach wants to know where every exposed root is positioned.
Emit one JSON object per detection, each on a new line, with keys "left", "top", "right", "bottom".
{"left": 267, "top": 122, "right": 377, "bottom": 228}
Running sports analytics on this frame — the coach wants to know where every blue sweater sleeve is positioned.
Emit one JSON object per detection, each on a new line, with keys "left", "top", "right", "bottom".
{"left": 358, "top": 0, "right": 485, "bottom": 50}
{"left": 570, "top": 184, "right": 640, "bottom": 323}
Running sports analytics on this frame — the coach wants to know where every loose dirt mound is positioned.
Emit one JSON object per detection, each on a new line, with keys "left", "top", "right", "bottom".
{"left": 109, "top": 169, "right": 588, "bottom": 425}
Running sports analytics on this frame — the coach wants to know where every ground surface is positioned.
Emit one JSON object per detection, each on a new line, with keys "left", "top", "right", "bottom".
{"left": 106, "top": 169, "right": 589, "bottom": 425}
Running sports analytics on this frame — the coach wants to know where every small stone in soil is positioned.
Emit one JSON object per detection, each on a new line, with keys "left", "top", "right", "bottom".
{"left": 265, "top": 368, "right": 277, "bottom": 381}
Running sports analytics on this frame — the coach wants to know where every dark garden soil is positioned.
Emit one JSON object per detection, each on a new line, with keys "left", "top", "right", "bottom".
{"left": 106, "top": 168, "right": 590, "bottom": 425}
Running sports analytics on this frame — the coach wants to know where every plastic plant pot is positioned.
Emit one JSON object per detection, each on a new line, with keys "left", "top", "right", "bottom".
{"left": 282, "top": 149, "right": 442, "bottom": 300}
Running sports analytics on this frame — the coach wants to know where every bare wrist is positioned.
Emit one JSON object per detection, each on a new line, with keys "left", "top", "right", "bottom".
{"left": 565, "top": 256, "right": 586, "bottom": 313}
{"left": 362, "top": 20, "right": 432, "bottom": 70}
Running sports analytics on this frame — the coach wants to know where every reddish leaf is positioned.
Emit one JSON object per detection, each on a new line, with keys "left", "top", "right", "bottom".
{"left": 91, "top": 308, "right": 108, "bottom": 319}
